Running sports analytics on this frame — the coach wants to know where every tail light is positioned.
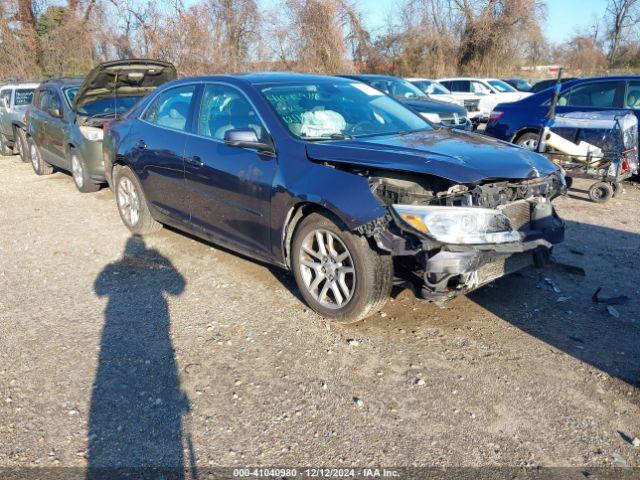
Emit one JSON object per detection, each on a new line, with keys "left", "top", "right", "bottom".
{"left": 489, "top": 110, "right": 504, "bottom": 122}
{"left": 22, "top": 108, "right": 29, "bottom": 125}
{"left": 621, "top": 157, "right": 630, "bottom": 173}
{"left": 102, "top": 120, "right": 111, "bottom": 134}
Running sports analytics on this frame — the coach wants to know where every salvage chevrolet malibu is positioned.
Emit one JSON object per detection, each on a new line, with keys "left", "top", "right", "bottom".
{"left": 103, "top": 73, "right": 566, "bottom": 323}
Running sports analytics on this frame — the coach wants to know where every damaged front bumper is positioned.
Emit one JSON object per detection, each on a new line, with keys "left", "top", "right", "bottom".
{"left": 364, "top": 198, "right": 565, "bottom": 303}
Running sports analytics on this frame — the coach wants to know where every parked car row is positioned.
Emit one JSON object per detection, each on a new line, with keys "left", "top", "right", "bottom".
{"left": 3, "top": 62, "right": 568, "bottom": 323}
{"left": 484, "top": 76, "right": 640, "bottom": 151}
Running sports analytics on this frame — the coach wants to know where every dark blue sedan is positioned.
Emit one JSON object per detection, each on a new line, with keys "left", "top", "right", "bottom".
{"left": 485, "top": 76, "right": 640, "bottom": 149}
{"left": 104, "top": 73, "right": 565, "bottom": 323}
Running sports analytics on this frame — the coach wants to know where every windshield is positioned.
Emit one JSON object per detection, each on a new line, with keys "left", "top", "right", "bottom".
{"left": 76, "top": 96, "right": 143, "bottom": 117}
{"left": 367, "top": 78, "right": 427, "bottom": 100}
{"left": 488, "top": 80, "right": 517, "bottom": 93}
{"left": 63, "top": 87, "right": 79, "bottom": 106}
{"left": 14, "top": 89, "right": 34, "bottom": 106}
{"left": 412, "top": 80, "right": 450, "bottom": 95}
{"left": 259, "top": 81, "right": 431, "bottom": 140}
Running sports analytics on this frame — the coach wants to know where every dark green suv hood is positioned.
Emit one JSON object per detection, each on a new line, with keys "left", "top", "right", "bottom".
{"left": 72, "top": 59, "right": 177, "bottom": 112}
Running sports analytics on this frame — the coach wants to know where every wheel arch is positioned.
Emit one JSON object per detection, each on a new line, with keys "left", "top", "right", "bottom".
{"left": 510, "top": 127, "right": 540, "bottom": 144}
{"left": 281, "top": 202, "right": 348, "bottom": 269}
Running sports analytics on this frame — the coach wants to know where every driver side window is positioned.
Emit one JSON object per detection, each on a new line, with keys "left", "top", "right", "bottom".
{"left": 197, "top": 84, "right": 265, "bottom": 141}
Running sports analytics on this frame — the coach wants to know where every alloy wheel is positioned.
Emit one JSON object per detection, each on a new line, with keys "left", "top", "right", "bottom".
{"left": 117, "top": 177, "right": 140, "bottom": 226}
{"left": 518, "top": 137, "right": 538, "bottom": 151}
{"left": 298, "top": 229, "right": 356, "bottom": 309}
{"left": 71, "top": 154, "right": 84, "bottom": 188}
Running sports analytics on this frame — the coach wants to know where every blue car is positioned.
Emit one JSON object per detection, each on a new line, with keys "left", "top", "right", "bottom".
{"left": 485, "top": 76, "right": 640, "bottom": 149}
{"left": 104, "top": 73, "right": 565, "bottom": 323}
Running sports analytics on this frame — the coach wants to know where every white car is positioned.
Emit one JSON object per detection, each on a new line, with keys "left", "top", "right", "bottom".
{"left": 437, "top": 77, "right": 532, "bottom": 122}
{"left": 406, "top": 78, "right": 486, "bottom": 125}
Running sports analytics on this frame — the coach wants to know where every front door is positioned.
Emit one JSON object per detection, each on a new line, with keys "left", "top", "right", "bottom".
{"left": 44, "top": 91, "right": 68, "bottom": 166}
{"left": 183, "top": 83, "right": 276, "bottom": 256}
{"left": 134, "top": 84, "right": 197, "bottom": 223}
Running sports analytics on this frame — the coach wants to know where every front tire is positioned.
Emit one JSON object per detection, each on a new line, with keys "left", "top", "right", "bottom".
{"left": 28, "top": 138, "right": 53, "bottom": 175}
{"left": 115, "top": 166, "right": 162, "bottom": 235}
{"left": 70, "top": 149, "right": 100, "bottom": 193}
{"left": 515, "top": 132, "right": 540, "bottom": 151}
{"left": 16, "top": 129, "right": 29, "bottom": 162}
{"left": 291, "top": 212, "right": 393, "bottom": 323}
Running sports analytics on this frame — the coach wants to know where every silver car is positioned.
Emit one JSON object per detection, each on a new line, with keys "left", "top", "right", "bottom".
{"left": 0, "top": 81, "right": 39, "bottom": 160}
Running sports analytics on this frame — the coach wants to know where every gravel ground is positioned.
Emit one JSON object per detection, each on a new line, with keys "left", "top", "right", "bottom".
{"left": 0, "top": 155, "right": 639, "bottom": 471}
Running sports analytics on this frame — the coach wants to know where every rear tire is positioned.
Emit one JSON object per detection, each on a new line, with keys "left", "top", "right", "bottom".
{"left": 0, "top": 134, "right": 13, "bottom": 156}
{"left": 588, "top": 182, "right": 613, "bottom": 203}
{"left": 115, "top": 166, "right": 162, "bottom": 235}
{"left": 28, "top": 138, "right": 53, "bottom": 175}
{"left": 70, "top": 148, "right": 100, "bottom": 193}
{"left": 515, "top": 132, "right": 540, "bottom": 151}
{"left": 291, "top": 212, "right": 393, "bottom": 323}
{"left": 16, "top": 129, "right": 29, "bottom": 162}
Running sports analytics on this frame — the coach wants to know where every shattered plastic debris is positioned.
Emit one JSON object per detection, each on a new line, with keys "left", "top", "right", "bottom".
{"left": 550, "top": 260, "right": 586, "bottom": 276}
{"left": 544, "top": 277, "right": 561, "bottom": 293}
{"left": 607, "top": 306, "right": 621, "bottom": 319}
{"left": 592, "top": 287, "right": 630, "bottom": 306}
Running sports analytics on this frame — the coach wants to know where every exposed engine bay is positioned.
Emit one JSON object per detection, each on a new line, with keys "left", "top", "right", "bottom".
{"left": 358, "top": 169, "right": 567, "bottom": 303}
{"left": 369, "top": 170, "right": 565, "bottom": 209}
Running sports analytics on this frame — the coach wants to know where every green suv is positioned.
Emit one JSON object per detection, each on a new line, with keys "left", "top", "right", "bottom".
{"left": 0, "top": 81, "right": 39, "bottom": 159}
{"left": 26, "top": 59, "right": 176, "bottom": 192}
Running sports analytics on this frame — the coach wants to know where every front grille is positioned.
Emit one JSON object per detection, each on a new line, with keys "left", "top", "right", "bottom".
{"left": 463, "top": 99, "right": 479, "bottom": 112}
{"left": 498, "top": 200, "right": 532, "bottom": 231}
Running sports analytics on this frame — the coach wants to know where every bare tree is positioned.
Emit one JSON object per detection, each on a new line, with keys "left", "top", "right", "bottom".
{"left": 605, "top": 0, "right": 640, "bottom": 67}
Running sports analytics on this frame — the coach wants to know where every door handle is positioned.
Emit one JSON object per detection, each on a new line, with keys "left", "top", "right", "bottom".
{"left": 135, "top": 140, "right": 146, "bottom": 150}
{"left": 185, "top": 155, "right": 204, "bottom": 168}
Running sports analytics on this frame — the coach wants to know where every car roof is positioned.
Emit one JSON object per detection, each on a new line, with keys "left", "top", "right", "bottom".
{"left": 405, "top": 77, "right": 437, "bottom": 82}
{"left": 39, "top": 77, "right": 84, "bottom": 88}
{"left": 174, "top": 72, "right": 360, "bottom": 87}
{"left": 339, "top": 74, "right": 400, "bottom": 81}
{"left": 0, "top": 81, "right": 40, "bottom": 89}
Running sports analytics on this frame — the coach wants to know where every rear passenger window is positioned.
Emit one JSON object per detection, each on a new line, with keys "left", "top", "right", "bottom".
{"left": 143, "top": 85, "right": 196, "bottom": 132}
{"left": 449, "top": 81, "right": 470, "bottom": 93}
{"left": 559, "top": 81, "right": 622, "bottom": 108}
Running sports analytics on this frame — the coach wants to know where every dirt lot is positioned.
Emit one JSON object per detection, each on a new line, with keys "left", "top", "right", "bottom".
{"left": 1, "top": 155, "right": 639, "bottom": 472}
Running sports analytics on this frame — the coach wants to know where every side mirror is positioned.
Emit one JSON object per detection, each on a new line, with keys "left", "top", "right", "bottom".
{"left": 224, "top": 129, "right": 274, "bottom": 154}
{"left": 49, "top": 108, "right": 62, "bottom": 118}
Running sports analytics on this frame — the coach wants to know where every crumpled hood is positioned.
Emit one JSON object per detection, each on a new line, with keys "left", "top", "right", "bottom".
{"left": 73, "top": 59, "right": 176, "bottom": 113}
{"left": 305, "top": 129, "right": 559, "bottom": 184}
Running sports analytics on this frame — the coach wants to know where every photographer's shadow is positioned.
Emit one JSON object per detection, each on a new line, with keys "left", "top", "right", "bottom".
{"left": 88, "top": 236, "right": 190, "bottom": 478}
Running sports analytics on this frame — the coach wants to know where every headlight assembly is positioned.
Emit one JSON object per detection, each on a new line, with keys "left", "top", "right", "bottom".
{"left": 79, "top": 126, "right": 104, "bottom": 142}
{"left": 420, "top": 112, "right": 441, "bottom": 123}
{"left": 392, "top": 205, "right": 521, "bottom": 245}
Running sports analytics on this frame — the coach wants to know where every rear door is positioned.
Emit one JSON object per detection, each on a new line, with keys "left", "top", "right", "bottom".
{"left": 133, "top": 84, "right": 197, "bottom": 223}
{"left": 183, "top": 82, "right": 276, "bottom": 256}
